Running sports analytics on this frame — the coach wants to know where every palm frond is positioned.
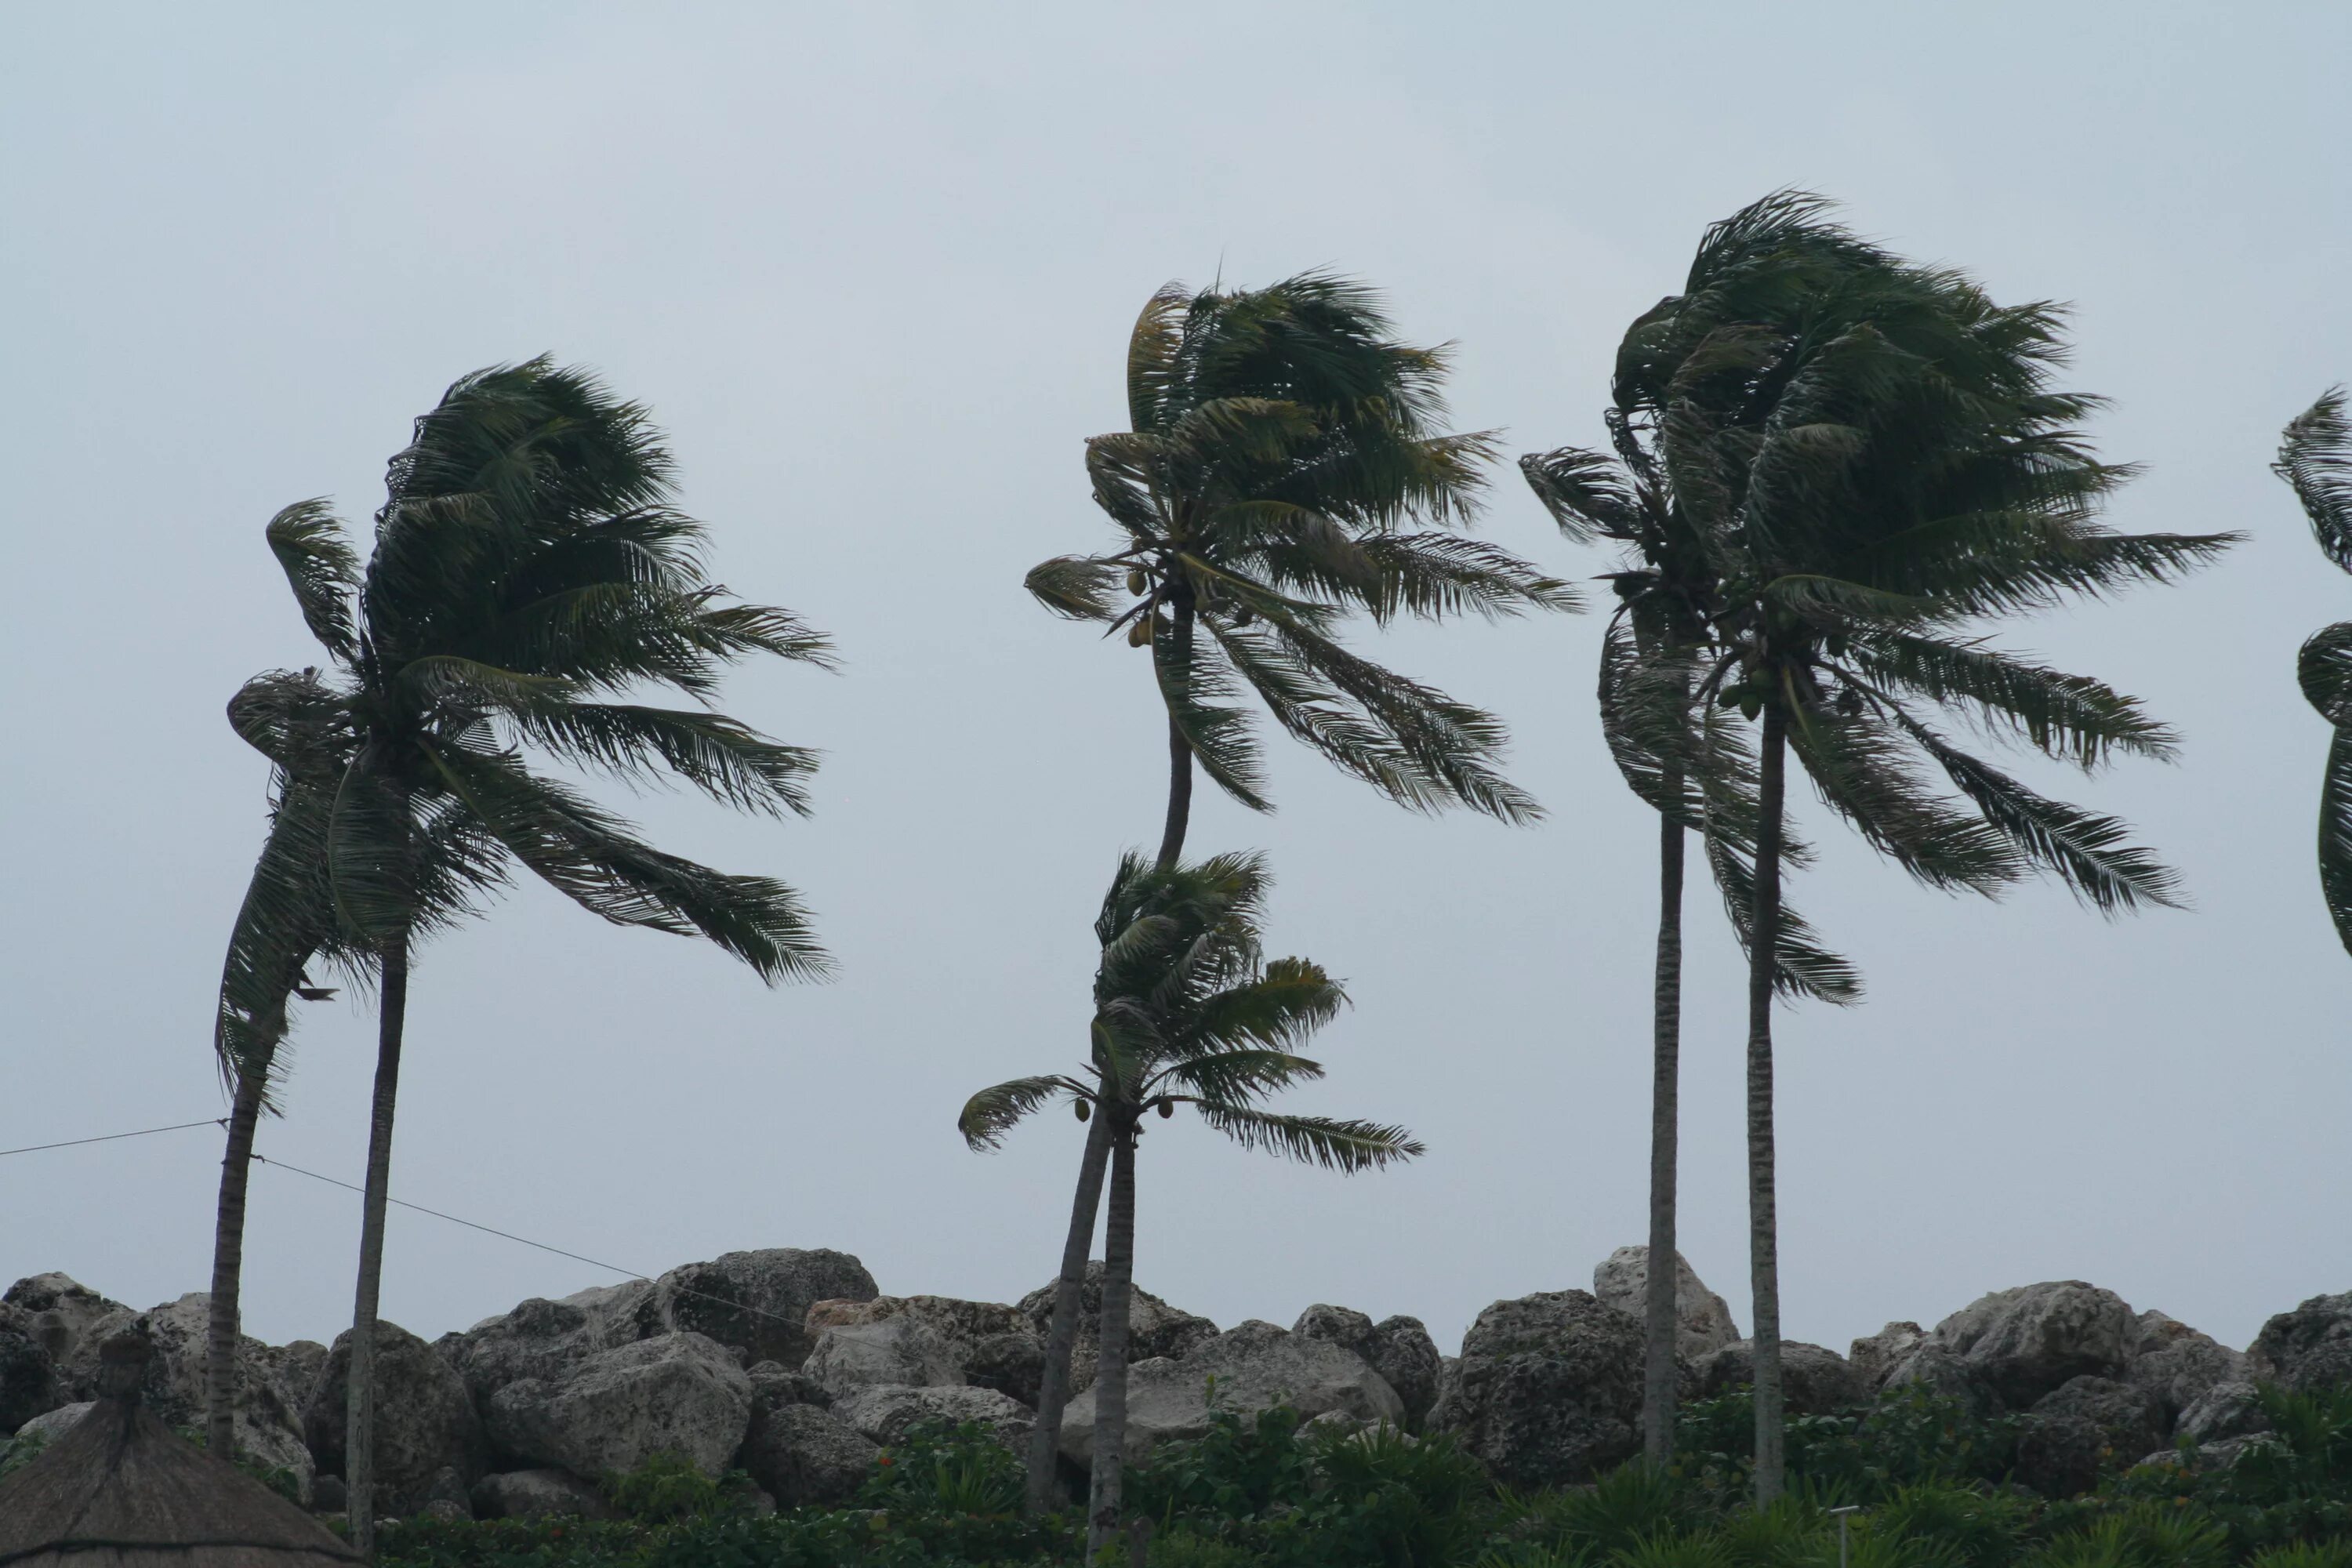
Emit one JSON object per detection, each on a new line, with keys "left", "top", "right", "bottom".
{"left": 1154, "top": 1047, "right": 1327, "bottom": 1102}
{"left": 1127, "top": 281, "right": 1191, "bottom": 434}
{"left": 1703, "top": 833, "right": 1864, "bottom": 1004}
{"left": 1155, "top": 619, "right": 1271, "bottom": 812}
{"left": 1177, "top": 956, "right": 1348, "bottom": 1053}
{"left": 2318, "top": 725, "right": 2352, "bottom": 959}
{"left": 1354, "top": 533, "right": 1582, "bottom": 622}
{"left": 1851, "top": 633, "right": 2176, "bottom": 768}
{"left": 1784, "top": 704, "right": 2019, "bottom": 894}
{"left": 265, "top": 499, "right": 362, "bottom": 666}
{"left": 1025, "top": 554, "right": 1125, "bottom": 622}
{"left": 1519, "top": 446, "right": 1646, "bottom": 545}
{"left": 2298, "top": 622, "right": 2352, "bottom": 726}
{"left": 1190, "top": 1105, "right": 1425, "bottom": 1172}
{"left": 958, "top": 1074, "right": 1083, "bottom": 1152}
{"left": 2278, "top": 387, "right": 2352, "bottom": 573}
{"left": 513, "top": 702, "right": 818, "bottom": 817}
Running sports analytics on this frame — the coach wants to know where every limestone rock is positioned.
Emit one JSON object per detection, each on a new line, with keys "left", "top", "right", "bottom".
{"left": 804, "top": 1319, "right": 962, "bottom": 1398}
{"left": 304, "top": 1319, "right": 487, "bottom": 1513}
{"left": 9, "top": 1400, "right": 93, "bottom": 1447}
{"left": 1426, "top": 1290, "right": 1642, "bottom": 1488}
{"left": 1880, "top": 1342, "right": 1998, "bottom": 1416}
{"left": 2, "top": 1274, "right": 130, "bottom": 1367}
{"left": 437, "top": 1297, "right": 622, "bottom": 1412}
{"left": 1693, "top": 1340, "right": 1867, "bottom": 1415}
{"left": 2249, "top": 1292, "right": 2352, "bottom": 1394}
{"left": 1849, "top": 1323, "right": 1926, "bottom": 1391}
{"left": 1059, "top": 1319, "right": 1401, "bottom": 1467}
{"left": 803, "top": 1296, "right": 1043, "bottom": 1406}
{"left": 738, "top": 1401, "right": 876, "bottom": 1508}
{"left": 0, "top": 1305, "right": 58, "bottom": 1435}
{"left": 1018, "top": 1265, "right": 1217, "bottom": 1394}
{"left": 2122, "top": 1310, "right": 2249, "bottom": 1432}
{"left": 485, "top": 1330, "right": 751, "bottom": 1479}
{"left": 1590, "top": 1247, "right": 1741, "bottom": 1359}
{"left": 2015, "top": 1375, "right": 2164, "bottom": 1497}
{"left": 746, "top": 1361, "right": 832, "bottom": 1409}
{"left": 1290, "top": 1306, "right": 1443, "bottom": 1428}
{"left": 1933, "top": 1282, "right": 2135, "bottom": 1409}
{"left": 2178, "top": 1380, "right": 2270, "bottom": 1446}
{"left": 832, "top": 1383, "right": 1034, "bottom": 1450}
{"left": 629, "top": 1250, "right": 878, "bottom": 1370}
{"left": 469, "top": 1468, "right": 615, "bottom": 1520}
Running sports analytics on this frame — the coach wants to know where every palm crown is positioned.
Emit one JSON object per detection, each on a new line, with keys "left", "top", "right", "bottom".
{"left": 2274, "top": 386, "right": 2352, "bottom": 953}
{"left": 219, "top": 356, "right": 832, "bottom": 1095}
{"left": 959, "top": 851, "right": 1421, "bottom": 1171}
{"left": 1025, "top": 273, "right": 1575, "bottom": 824}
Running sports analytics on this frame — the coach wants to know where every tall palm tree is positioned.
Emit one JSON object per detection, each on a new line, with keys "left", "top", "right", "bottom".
{"left": 2274, "top": 388, "right": 2352, "bottom": 954}
{"left": 234, "top": 361, "right": 833, "bottom": 1549}
{"left": 1014, "top": 272, "right": 1572, "bottom": 1508}
{"left": 960, "top": 851, "right": 1421, "bottom": 1556}
{"left": 1522, "top": 408, "right": 1860, "bottom": 1465}
{"left": 1635, "top": 192, "right": 2234, "bottom": 1501}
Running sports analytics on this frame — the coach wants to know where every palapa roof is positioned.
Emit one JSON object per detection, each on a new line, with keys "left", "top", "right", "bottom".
{"left": 0, "top": 1333, "right": 361, "bottom": 1568}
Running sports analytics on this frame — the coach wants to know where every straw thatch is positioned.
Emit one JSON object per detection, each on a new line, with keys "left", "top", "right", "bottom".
{"left": 0, "top": 1332, "right": 361, "bottom": 1568}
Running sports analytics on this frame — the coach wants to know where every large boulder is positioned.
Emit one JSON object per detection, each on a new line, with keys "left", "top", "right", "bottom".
{"left": 0, "top": 1305, "right": 58, "bottom": 1435}
{"left": 305, "top": 1319, "right": 488, "bottom": 1514}
{"left": 1849, "top": 1323, "right": 1926, "bottom": 1392}
{"left": 1018, "top": 1265, "right": 1217, "bottom": 1395}
{"left": 2249, "top": 1293, "right": 2352, "bottom": 1394}
{"left": 1880, "top": 1342, "right": 1999, "bottom": 1417}
{"left": 2, "top": 1275, "right": 129, "bottom": 1367}
{"left": 2178, "top": 1380, "right": 2270, "bottom": 1446}
{"left": 1427, "top": 1290, "right": 1642, "bottom": 1488}
{"left": 1590, "top": 1247, "right": 1741, "bottom": 1359}
{"left": 804, "top": 1319, "right": 963, "bottom": 1399}
{"left": 1290, "top": 1306, "right": 1443, "bottom": 1429}
{"left": 2015, "top": 1375, "right": 2164, "bottom": 1497}
{"left": 2122, "top": 1311, "right": 2249, "bottom": 1433}
{"left": 1060, "top": 1319, "right": 1402, "bottom": 1467}
{"left": 469, "top": 1468, "right": 615, "bottom": 1519}
{"left": 739, "top": 1400, "right": 877, "bottom": 1508}
{"left": 9, "top": 1401, "right": 93, "bottom": 1447}
{"left": 485, "top": 1331, "right": 751, "bottom": 1480}
{"left": 437, "top": 1296, "right": 631, "bottom": 1411}
{"left": 629, "top": 1250, "right": 878, "bottom": 1370}
{"left": 1692, "top": 1340, "right": 1867, "bottom": 1416}
{"left": 832, "top": 1384, "right": 1034, "bottom": 1450}
{"left": 804, "top": 1296, "right": 1043, "bottom": 1406}
{"left": 1933, "top": 1283, "right": 2135, "bottom": 1409}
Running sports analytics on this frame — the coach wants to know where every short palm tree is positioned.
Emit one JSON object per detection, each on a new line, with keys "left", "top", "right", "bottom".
{"left": 227, "top": 359, "right": 832, "bottom": 1548}
{"left": 2274, "top": 387, "right": 2352, "bottom": 954}
{"left": 1635, "top": 192, "right": 2234, "bottom": 1501}
{"left": 1015, "top": 272, "right": 1570, "bottom": 1508}
{"left": 960, "top": 851, "right": 1420, "bottom": 1554}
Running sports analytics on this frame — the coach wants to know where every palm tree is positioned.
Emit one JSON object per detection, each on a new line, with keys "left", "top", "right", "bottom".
{"left": 1522, "top": 410, "right": 1861, "bottom": 1466}
{"left": 960, "top": 851, "right": 1421, "bottom": 1556}
{"left": 1014, "top": 271, "right": 1571, "bottom": 1508}
{"left": 233, "top": 361, "right": 833, "bottom": 1549}
{"left": 1634, "top": 192, "right": 2234, "bottom": 1501}
{"left": 2273, "top": 388, "right": 2352, "bottom": 954}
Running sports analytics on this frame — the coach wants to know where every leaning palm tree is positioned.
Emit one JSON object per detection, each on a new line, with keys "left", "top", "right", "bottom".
{"left": 960, "top": 851, "right": 1420, "bottom": 1555}
{"left": 233, "top": 360, "right": 833, "bottom": 1549}
{"left": 2274, "top": 388, "right": 2352, "bottom": 956}
{"left": 1015, "top": 272, "right": 1570, "bottom": 1507}
{"left": 1635, "top": 192, "right": 2234, "bottom": 1501}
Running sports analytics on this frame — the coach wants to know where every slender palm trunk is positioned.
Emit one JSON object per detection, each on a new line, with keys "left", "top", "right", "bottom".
{"left": 205, "top": 1056, "right": 272, "bottom": 1459}
{"left": 1087, "top": 1123, "right": 1138, "bottom": 1558}
{"left": 1025, "top": 1107, "right": 1113, "bottom": 1514}
{"left": 1153, "top": 594, "right": 1196, "bottom": 872}
{"left": 1747, "top": 706, "right": 1788, "bottom": 1504}
{"left": 347, "top": 931, "right": 408, "bottom": 1555}
{"left": 1643, "top": 802, "right": 1685, "bottom": 1467}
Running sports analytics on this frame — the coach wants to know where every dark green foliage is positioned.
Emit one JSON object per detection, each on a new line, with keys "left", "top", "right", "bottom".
{"left": 601, "top": 1450, "right": 760, "bottom": 1522}
{"left": 1673, "top": 1387, "right": 2023, "bottom": 1504}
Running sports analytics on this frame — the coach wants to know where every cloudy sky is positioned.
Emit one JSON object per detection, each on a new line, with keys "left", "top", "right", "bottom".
{"left": 3, "top": 3, "right": 2346, "bottom": 1361}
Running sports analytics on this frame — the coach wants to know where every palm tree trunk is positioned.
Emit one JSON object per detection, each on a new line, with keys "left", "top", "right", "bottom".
{"left": 205, "top": 1057, "right": 272, "bottom": 1460}
{"left": 1747, "top": 706, "right": 1788, "bottom": 1505}
{"left": 1025, "top": 1106, "right": 1113, "bottom": 1515}
{"left": 1643, "top": 801, "right": 1685, "bottom": 1467}
{"left": 1087, "top": 1123, "right": 1138, "bottom": 1558}
{"left": 347, "top": 930, "right": 408, "bottom": 1555}
{"left": 1154, "top": 594, "right": 1196, "bottom": 872}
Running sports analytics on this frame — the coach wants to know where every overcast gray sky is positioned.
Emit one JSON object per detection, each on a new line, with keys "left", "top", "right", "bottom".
{"left": 3, "top": 2, "right": 2347, "bottom": 1363}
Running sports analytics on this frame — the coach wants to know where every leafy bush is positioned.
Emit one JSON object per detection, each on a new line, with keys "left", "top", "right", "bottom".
{"left": 602, "top": 1450, "right": 759, "bottom": 1522}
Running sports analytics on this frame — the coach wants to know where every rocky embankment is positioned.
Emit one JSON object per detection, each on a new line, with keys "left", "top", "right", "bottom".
{"left": 2, "top": 1245, "right": 2345, "bottom": 1518}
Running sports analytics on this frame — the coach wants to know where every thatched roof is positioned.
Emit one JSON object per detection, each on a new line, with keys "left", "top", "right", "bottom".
{"left": 0, "top": 1332, "right": 361, "bottom": 1568}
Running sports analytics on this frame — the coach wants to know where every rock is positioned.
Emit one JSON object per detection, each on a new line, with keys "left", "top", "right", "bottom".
{"left": 2177, "top": 1380, "right": 2270, "bottom": 1446}
{"left": 1692, "top": 1340, "right": 1867, "bottom": 1416}
{"left": 1590, "top": 1247, "right": 1741, "bottom": 1359}
{"left": 1060, "top": 1319, "right": 1402, "bottom": 1467}
{"left": 469, "top": 1468, "right": 615, "bottom": 1520}
{"left": 485, "top": 1330, "right": 751, "bottom": 1480}
{"left": 2014, "top": 1375, "right": 2164, "bottom": 1497}
{"left": 1018, "top": 1265, "right": 1218, "bottom": 1395}
{"left": 2122, "top": 1311, "right": 2249, "bottom": 1433}
{"left": 746, "top": 1362, "right": 833, "bottom": 1409}
{"left": 1849, "top": 1323, "right": 1926, "bottom": 1392}
{"left": 2, "top": 1275, "right": 130, "bottom": 1366}
{"left": 628, "top": 1250, "right": 878, "bottom": 1370}
{"left": 0, "top": 1305, "right": 58, "bottom": 1435}
{"left": 9, "top": 1401, "right": 93, "bottom": 1446}
{"left": 311, "top": 1474, "right": 347, "bottom": 1514}
{"left": 831, "top": 1384, "right": 1033, "bottom": 1450}
{"left": 1290, "top": 1307, "right": 1443, "bottom": 1429}
{"left": 1933, "top": 1282, "right": 2136, "bottom": 1409}
{"left": 804, "top": 1296, "right": 1044, "bottom": 1406}
{"left": 437, "top": 1297, "right": 622, "bottom": 1411}
{"left": 304, "top": 1319, "right": 488, "bottom": 1513}
{"left": 2249, "top": 1292, "right": 2352, "bottom": 1394}
{"left": 423, "top": 1465, "right": 474, "bottom": 1519}
{"left": 1427, "top": 1290, "right": 1642, "bottom": 1489}
{"left": 804, "top": 1319, "right": 963, "bottom": 1399}
{"left": 738, "top": 1401, "right": 877, "bottom": 1508}
{"left": 1880, "top": 1342, "right": 1999, "bottom": 1417}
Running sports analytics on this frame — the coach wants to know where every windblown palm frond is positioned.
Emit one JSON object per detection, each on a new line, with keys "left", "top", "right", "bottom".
{"left": 2277, "top": 390, "right": 2352, "bottom": 958}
